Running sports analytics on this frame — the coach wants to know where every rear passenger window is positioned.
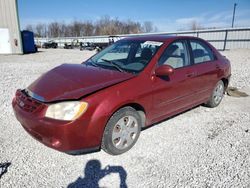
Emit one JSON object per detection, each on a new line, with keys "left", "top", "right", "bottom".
{"left": 190, "top": 40, "right": 214, "bottom": 64}
{"left": 158, "top": 41, "right": 189, "bottom": 69}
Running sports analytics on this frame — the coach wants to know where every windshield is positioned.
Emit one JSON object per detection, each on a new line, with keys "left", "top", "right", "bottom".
{"left": 85, "top": 40, "right": 163, "bottom": 74}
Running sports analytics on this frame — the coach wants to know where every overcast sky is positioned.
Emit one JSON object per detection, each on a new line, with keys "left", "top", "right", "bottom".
{"left": 18, "top": 0, "right": 250, "bottom": 31}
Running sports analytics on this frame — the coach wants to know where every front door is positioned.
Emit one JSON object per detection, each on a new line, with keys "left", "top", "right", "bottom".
{"left": 151, "top": 40, "right": 198, "bottom": 121}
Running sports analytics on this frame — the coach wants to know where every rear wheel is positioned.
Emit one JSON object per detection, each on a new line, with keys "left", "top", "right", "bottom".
{"left": 206, "top": 80, "right": 225, "bottom": 108}
{"left": 101, "top": 107, "right": 141, "bottom": 155}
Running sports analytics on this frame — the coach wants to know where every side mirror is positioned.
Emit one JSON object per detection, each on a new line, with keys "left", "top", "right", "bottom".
{"left": 155, "top": 65, "right": 174, "bottom": 76}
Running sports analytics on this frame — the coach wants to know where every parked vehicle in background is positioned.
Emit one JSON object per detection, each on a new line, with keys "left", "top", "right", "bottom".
{"left": 42, "top": 40, "right": 58, "bottom": 49}
{"left": 80, "top": 42, "right": 96, "bottom": 51}
{"left": 64, "top": 43, "right": 74, "bottom": 49}
{"left": 64, "top": 39, "right": 80, "bottom": 49}
{"left": 12, "top": 35, "right": 231, "bottom": 155}
{"left": 96, "top": 35, "right": 121, "bottom": 52}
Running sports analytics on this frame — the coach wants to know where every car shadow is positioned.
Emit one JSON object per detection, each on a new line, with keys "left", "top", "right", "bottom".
{"left": 67, "top": 159, "right": 127, "bottom": 188}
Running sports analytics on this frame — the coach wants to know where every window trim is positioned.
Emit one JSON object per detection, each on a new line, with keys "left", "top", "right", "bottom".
{"left": 157, "top": 39, "right": 191, "bottom": 70}
{"left": 187, "top": 39, "right": 217, "bottom": 65}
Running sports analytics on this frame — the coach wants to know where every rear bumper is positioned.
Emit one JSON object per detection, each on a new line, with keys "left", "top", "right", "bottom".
{"left": 12, "top": 97, "right": 102, "bottom": 153}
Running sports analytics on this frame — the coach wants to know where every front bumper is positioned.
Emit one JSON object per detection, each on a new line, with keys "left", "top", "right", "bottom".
{"left": 12, "top": 91, "right": 104, "bottom": 154}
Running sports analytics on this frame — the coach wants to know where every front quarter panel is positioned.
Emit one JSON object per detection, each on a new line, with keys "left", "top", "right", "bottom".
{"left": 82, "top": 73, "right": 154, "bottom": 146}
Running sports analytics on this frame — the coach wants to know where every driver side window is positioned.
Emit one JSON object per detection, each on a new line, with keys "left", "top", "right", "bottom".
{"left": 98, "top": 43, "right": 130, "bottom": 62}
{"left": 158, "top": 41, "right": 189, "bottom": 69}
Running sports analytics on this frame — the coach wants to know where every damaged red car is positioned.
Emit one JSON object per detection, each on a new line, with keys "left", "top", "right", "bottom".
{"left": 12, "top": 35, "right": 231, "bottom": 155}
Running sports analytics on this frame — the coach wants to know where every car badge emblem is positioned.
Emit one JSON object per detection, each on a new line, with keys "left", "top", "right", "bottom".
{"left": 19, "top": 101, "right": 25, "bottom": 107}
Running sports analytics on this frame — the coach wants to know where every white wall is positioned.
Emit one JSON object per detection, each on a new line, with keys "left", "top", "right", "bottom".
{"left": 0, "top": 28, "right": 12, "bottom": 54}
{"left": 0, "top": 0, "right": 22, "bottom": 54}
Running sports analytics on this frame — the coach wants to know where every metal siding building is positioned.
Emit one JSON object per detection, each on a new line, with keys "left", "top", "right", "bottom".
{"left": 0, "top": 0, "right": 22, "bottom": 54}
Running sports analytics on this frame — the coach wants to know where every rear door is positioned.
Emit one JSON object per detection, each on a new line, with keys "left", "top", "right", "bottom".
{"left": 151, "top": 40, "right": 198, "bottom": 120}
{"left": 188, "top": 39, "right": 219, "bottom": 100}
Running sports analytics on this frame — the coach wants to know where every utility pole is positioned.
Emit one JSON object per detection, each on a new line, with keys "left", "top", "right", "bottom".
{"left": 231, "top": 3, "right": 237, "bottom": 28}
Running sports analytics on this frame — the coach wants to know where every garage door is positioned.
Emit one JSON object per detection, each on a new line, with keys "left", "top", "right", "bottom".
{"left": 0, "top": 28, "right": 12, "bottom": 54}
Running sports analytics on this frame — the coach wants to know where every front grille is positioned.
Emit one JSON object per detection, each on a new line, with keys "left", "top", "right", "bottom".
{"left": 16, "top": 90, "right": 42, "bottom": 113}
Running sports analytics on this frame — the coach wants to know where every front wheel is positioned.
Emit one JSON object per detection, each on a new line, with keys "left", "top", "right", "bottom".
{"left": 101, "top": 107, "right": 141, "bottom": 155}
{"left": 205, "top": 80, "right": 225, "bottom": 108}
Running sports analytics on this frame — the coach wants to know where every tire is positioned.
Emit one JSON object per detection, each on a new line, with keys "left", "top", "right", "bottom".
{"left": 205, "top": 80, "right": 225, "bottom": 108}
{"left": 101, "top": 107, "right": 142, "bottom": 155}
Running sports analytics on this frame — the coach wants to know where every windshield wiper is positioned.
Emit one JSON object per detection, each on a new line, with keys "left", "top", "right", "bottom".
{"left": 101, "top": 59, "right": 124, "bottom": 72}
{"left": 87, "top": 58, "right": 99, "bottom": 67}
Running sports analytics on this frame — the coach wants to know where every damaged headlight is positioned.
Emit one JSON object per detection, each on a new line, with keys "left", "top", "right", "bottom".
{"left": 45, "top": 101, "right": 88, "bottom": 121}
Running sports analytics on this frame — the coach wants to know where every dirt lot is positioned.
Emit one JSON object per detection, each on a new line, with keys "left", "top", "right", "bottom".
{"left": 0, "top": 49, "right": 249, "bottom": 187}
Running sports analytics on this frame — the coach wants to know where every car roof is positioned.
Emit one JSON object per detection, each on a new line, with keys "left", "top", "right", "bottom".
{"left": 121, "top": 35, "right": 199, "bottom": 42}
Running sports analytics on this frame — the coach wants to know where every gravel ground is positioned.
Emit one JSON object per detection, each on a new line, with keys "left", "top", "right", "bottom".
{"left": 0, "top": 49, "right": 249, "bottom": 187}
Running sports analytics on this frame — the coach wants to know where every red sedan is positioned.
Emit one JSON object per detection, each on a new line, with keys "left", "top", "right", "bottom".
{"left": 12, "top": 35, "right": 231, "bottom": 155}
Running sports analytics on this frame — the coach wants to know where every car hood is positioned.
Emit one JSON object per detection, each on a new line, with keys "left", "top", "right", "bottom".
{"left": 27, "top": 64, "right": 135, "bottom": 102}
